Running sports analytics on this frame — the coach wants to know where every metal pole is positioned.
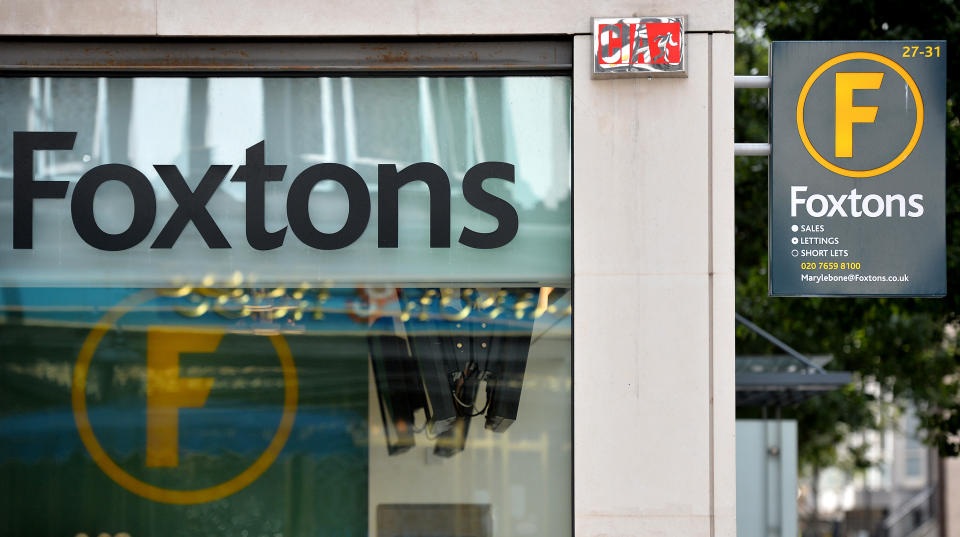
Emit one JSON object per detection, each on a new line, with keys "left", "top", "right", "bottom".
{"left": 735, "top": 313, "right": 827, "bottom": 373}
{"left": 735, "top": 143, "right": 771, "bottom": 157}
{"left": 735, "top": 75, "right": 771, "bottom": 89}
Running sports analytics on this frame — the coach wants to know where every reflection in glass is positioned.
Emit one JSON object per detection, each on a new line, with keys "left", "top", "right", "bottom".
{"left": 0, "top": 285, "right": 571, "bottom": 536}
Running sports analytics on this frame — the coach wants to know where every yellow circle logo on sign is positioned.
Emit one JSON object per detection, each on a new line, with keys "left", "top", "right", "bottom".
{"left": 796, "top": 51, "right": 924, "bottom": 178}
{"left": 71, "top": 290, "right": 298, "bottom": 505}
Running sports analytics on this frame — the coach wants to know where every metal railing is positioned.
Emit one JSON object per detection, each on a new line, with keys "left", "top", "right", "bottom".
{"left": 880, "top": 486, "right": 938, "bottom": 537}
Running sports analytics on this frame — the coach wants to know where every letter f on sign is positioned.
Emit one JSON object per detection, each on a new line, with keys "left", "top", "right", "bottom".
{"left": 835, "top": 72, "right": 883, "bottom": 158}
{"left": 146, "top": 328, "right": 220, "bottom": 467}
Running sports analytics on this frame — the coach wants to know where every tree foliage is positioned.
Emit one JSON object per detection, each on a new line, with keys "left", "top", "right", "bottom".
{"left": 735, "top": 0, "right": 960, "bottom": 468}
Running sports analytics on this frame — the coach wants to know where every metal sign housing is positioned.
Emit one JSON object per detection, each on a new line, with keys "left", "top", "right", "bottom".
{"left": 592, "top": 16, "right": 686, "bottom": 78}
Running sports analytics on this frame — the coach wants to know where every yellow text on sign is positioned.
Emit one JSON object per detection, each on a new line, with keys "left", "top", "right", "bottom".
{"left": 146, "top": 328, "right": 221, "bottom": 468}
{"left": 834, "top": 72, "right": 883, "bottom": 158}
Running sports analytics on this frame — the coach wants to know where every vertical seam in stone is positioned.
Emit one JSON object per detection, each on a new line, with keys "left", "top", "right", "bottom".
{"left": 707, "top": 31, "right": 717, "bottom": 537}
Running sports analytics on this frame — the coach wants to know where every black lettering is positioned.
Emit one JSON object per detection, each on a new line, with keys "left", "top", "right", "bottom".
{"left": 378, "top": 162, "right": 450, "bottom": 248}
{"left": 458, "top": 162, "right": 519, "bottom": 249}
{"left": 229, "top": 141, "right": 287, "bottom": 250}
{"left": 287, "top": 163, "right": 370, "bottom": 250}
{"left": 151, "top": 165, "right": 231, "bottom": 248}
{"left": 13, "top": 131, "right": 76, "bottom": 248}
{"left": 71, "top": 164, "right": 156, "bottom": 251}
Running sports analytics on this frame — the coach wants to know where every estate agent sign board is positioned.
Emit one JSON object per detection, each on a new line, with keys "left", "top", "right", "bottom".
{"left": 769, "top": 41, "right": 946, "bottom": 297}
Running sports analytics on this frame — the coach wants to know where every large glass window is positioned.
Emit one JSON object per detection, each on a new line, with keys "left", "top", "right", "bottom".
{"left": 0, "top": 75, "right": 571, "bottom": 537}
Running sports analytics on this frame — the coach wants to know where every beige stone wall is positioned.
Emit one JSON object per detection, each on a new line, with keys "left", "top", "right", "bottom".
{"left": 0, "top": 0, "right": 731, "bottom": 35}
{"left": 572, "top": 31, "right": 734, "bottom": 537}
{"left": 946, "top": 457, "right": 960, "bottom": 537}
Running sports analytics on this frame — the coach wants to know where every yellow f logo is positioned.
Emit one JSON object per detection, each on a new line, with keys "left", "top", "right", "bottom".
{"left": 146, "top": 328, "right": 221, "bottom": 468}
{"left": 834, "top": 72, "right": 883, "bottom": 158}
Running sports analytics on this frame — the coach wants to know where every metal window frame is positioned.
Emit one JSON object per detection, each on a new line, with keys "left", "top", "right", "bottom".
{"left": 0, "top": 39, "right": 573, "bottom": 75}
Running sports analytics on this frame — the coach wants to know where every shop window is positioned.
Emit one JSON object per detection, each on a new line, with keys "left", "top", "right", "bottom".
{"left": 0, "top": 73, "right": 571, "bottom": 537}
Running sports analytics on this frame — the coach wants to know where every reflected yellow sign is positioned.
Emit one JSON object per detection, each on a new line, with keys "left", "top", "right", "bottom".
{"left": 71, "top": 290, "right": 299, "bottom": 505}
